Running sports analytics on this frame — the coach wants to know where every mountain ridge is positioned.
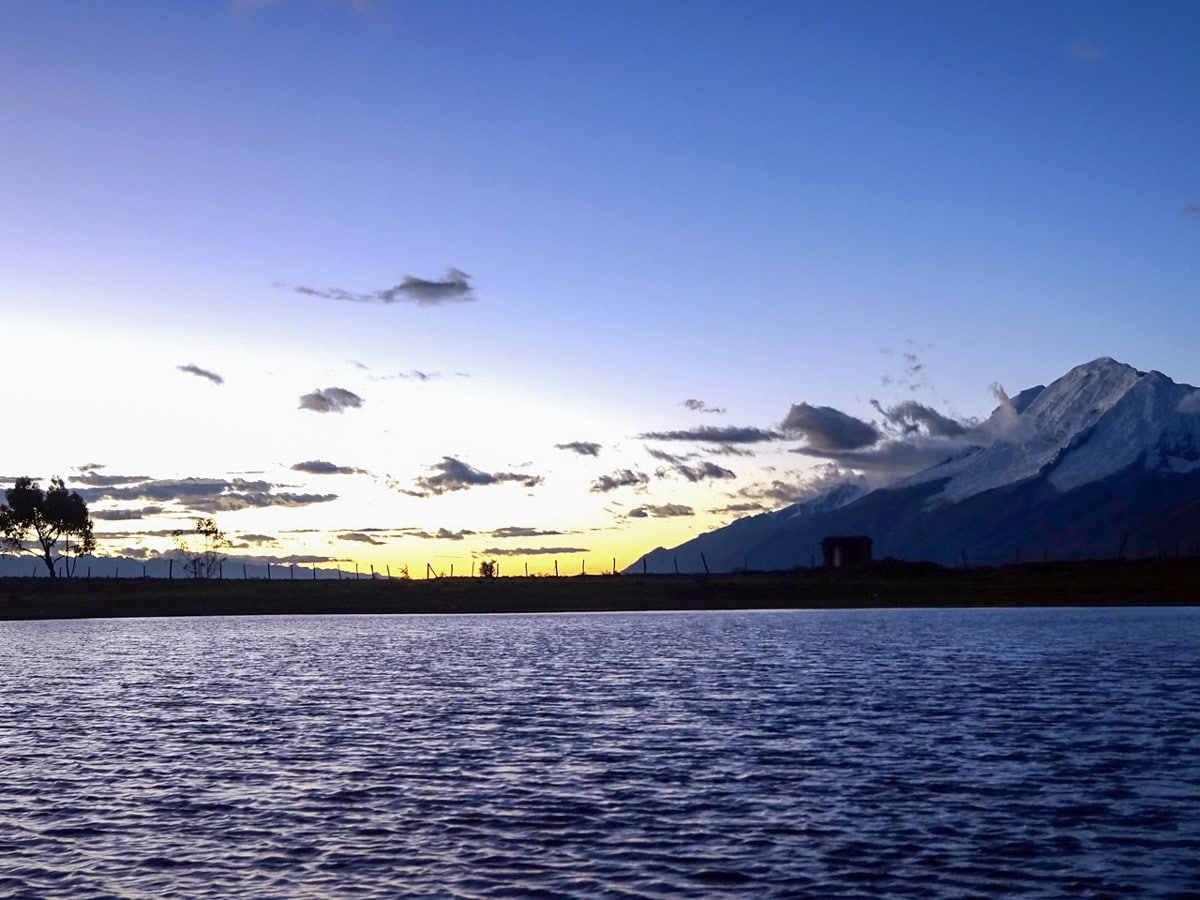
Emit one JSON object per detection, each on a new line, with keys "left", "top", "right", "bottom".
{"left": 629, "top": 357, "right": 1200, "bottom": 572}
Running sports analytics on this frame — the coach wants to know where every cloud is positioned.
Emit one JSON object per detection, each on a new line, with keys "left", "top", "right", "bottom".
{"left": 407, "top": 457, "right": 543, "bottom": 497}
{"left": 659, "top": 460, "right": 737, "bottom": 483}
{"left": 236, "top": 533, "right": 278, "bottom": 545}
{"left": 296, "top": 268, "right": 474, "bottom": 306}
{"left": 338, "top": 532, "right": 385, "bottom": 545}
{"left": 490, "top": 526, "right": 566, "bottom": 539}
{"left": 299, "top": 387, "right": 364, "bottom": 413}
{"left": 1179, "top": 391, "right": 1200, "bottom": 415}
{"left": 791, "top": 436, "right": 971, "bottom": 477}
{"left": 90, "top": 505, "right": 164, "bottom": 521}
{"left": 555, "top": 441, "right": 602, "bottom": 457}
{"left": 709, "top": 501, "right": 769, "bottom": 516}
{"left": 1185, "top": 204, "right": 1200, "bottom": 215}
{"left": 404, "top": 527, "right": 476, "bottom": 541}
{"left": 177, "top": 364, "right": 224, "bottom": 385}
{"left": 482, "top": 545, "right": 590, "bottom": 556}
{"left": 629, "top": 504, "right": 694, "bottom": 518}
{"left": 75, "top": 471, "right": 152, "bottom": 487}
{"left": 683, "top": 399, "right": 725, "bottom": 414}
{"left": 589, "top": 469, "right": 650, "bottom": 493}
{"left": 871, "top": 399, "right": 968, "bottom": 438}
{"left": 638, "top": 425, "right": 781, "bottom": 444}
{"left": 780, "top": 403, "right": 881, "bottom": 450}
{"left": 78, "top": 476, "right": 338, "bottom": 514}
{"left": 291, "top": 460, "right": 366, "bottom": 475}
{"left": 1065, "top": 38, "right": 1111, "bottom": 60}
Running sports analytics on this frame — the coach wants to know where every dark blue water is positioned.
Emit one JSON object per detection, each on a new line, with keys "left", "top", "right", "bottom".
{"left": 1, "top": 607, "right": 1197, "bottom": 898}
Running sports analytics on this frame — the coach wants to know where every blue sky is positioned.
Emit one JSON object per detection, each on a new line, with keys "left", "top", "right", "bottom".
{"left": 2, "top": 0, "right": 1197, "bottom": 573}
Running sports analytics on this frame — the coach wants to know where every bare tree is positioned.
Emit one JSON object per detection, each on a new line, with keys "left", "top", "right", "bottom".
{"left": 173, "top": 517, "right": 230, "bottom": 579}
{"left": 0, "top": 477, "right": 95, "bottom": 578}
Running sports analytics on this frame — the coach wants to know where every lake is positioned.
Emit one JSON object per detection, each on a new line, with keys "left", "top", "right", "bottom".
{"left": 1, "top": 607, "right": 1197, "bottom": 897}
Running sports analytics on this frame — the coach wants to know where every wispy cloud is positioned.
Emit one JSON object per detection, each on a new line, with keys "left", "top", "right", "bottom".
{"left": 628, "top": 504, "right": 694, "bottom": 518}
{"left": 404, "top": 527, "right": 477, "bottom": 541}
{"left": 291, "top": 459, "right": 367, "bottom": 475}
{"left": 638, "top": 425, "right": 781, "bottom": 444}
{"left": 589, "top": 469, "right": 650, "bottom": 493}
{"left": 299, "top": 387, "right": 363, "bottom": 413}
{"left": 406, "top": 457, "right": 543, "bottom": 497}
{"left": 646, "top": 449, "right": 737, "bottom": 483}
{"left": 338, "top": 532, "right": 385, "bottom": 545}
{"left": 683, "top": 399, "right": 725, "bottom": 415}
{"left": 555, "top": 441, "right": 602, "bottom": 457}
{"left": 78, "top": 476, "right": 337, "bottom": 514}
{"left": 780, "top": 403, "right": 880, "bottom": 450}
{"left": 871, "top": 399, "right": 968, "bottom": 438}
{"left": 91, "top": 506, "right": 164, "bottom": 521}
{"left": 295, "top": 268, "right": 474, "bottom": 306}
{"left": 490, "top": 526, "right": 566, "bottom": 539}
{"left": 177, "top": 364, "right": 224, "bottom": 385}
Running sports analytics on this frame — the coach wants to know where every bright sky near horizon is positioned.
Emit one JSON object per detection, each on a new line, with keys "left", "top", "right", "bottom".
{"left": 2, "top": 0, "right": 1198, "bottom": 575}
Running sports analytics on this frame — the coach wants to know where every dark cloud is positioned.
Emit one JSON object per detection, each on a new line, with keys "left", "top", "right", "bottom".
{"left": 780, "top": 403, "right": 881, "bottom": 450}
{"left": 76, "top": 471, "right": 153, "bottom": 487}
{"left": 177, "top": 364, "right": 224, "bottom": 385}
{"left": 404, "top": 527, "right": 476, "bottom": 541}
{"left": 291, "top": 460, "right": 366, "bottom": 475}
{"left": 871, "top": 400, "right": 967, "bottom": 438}
{"left": 299, "top": 387, "right": 364, "bottom": 413}
{"left": 482, "top": 546, "right": 590, "bottom": 556}
{"left": 704, "top": 444, "right": 756, "bottom": 457}
{"left": 236, "top": 534, "right": 278, "bottom": 545}
{"left": 90, "top": 505, "right": 164, "bottom": 521}
{"left": 709, "top": 502, "right": 769, "bottom": 516}
{"left": 296, "top": 268, "right": 474, "bottom": 306}
{"left": 629, "top": 504, "right": 694, "bottom": 518}
{"left": 555, "top": 441, "right": 602, "bottom": 457}
{"left": 78, "top": 477, "right": 337, "bottom": 514}
{"left": 683, "top": 399, "right": 725, "bottom": 415}
{"left": 589, "top": 469, "right": 650, "bottom": 493}
{"left": 791, "top": 437, "right": 968, "bottom": 476}
{"left": 407, "top": 457, "right": 542, "bottom": 497}
{"left": 490, "top": 526, "right": 566, "bottom": 539}
{"left": 338, "top": 532, "right": 385, "bottom": 545}
{"left": 646, "top": 447, "right": 688, "bottom": 465}
{"left": 647, "top": 449, "right": 736, "bottom": 482}
{"left": 638, "top": 425, "right": 781, "bottom": 444}
{"left": 668, "top": 461, "right": 737, "bottom": 483}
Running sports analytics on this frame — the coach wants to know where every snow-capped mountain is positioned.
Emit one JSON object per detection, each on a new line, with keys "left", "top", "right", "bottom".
{"left": 630, "top": 358, "right": 1200, "bottom": 572}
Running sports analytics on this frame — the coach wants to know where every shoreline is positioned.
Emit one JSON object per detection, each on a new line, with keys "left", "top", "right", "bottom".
{"left": 1, "top": 558, "right": 1198, "bottom": 621}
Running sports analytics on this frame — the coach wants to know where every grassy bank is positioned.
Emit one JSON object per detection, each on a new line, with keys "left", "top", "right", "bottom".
{"left": 1, "top": 558, "right": 1198, "bottom": 621}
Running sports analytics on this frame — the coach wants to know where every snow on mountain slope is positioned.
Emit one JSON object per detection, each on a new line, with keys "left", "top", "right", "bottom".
{"left": 902, "top": 357, "right": 1199, "bottom": 503}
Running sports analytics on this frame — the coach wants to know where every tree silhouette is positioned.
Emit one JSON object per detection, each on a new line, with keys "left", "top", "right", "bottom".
{"left": 173, "top": 517, "right": 230, "bottom": 579}
{"left": 0, "top": 477, "right": 95, "bottom": 578}
{"left": 478, "top": 559, "right": 498, "bottom": 578}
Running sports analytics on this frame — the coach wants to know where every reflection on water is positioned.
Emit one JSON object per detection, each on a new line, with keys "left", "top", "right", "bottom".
{"left": 1, "top": 607, "right": 1198, "bottom": 897}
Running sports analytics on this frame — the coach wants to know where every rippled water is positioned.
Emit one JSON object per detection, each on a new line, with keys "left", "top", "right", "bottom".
{"left": 1, "top": 606, "right": 1198, "bottom": 897}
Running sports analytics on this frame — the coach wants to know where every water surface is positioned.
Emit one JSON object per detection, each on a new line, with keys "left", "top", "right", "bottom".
{"left": 1, "top": 606, "right": 1197, "bottom": 897}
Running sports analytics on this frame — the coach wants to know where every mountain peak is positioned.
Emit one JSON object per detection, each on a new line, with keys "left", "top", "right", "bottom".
{"left": 628, "top": 356, "right": 1200, "bottom": 572}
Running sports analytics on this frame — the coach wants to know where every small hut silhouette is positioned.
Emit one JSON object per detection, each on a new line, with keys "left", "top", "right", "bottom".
{"left": 821, "top": 535, "right": 873, "bottom": 568}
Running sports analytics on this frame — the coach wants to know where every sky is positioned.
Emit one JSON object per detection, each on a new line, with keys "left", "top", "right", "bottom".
{"left": 2, "top": 0, "right": 1198, "bottom": 575}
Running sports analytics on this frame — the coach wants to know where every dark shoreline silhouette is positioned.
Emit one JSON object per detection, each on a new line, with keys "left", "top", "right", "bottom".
{"left": 1, "top": 558, "right": 1197, "bottom": 621}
